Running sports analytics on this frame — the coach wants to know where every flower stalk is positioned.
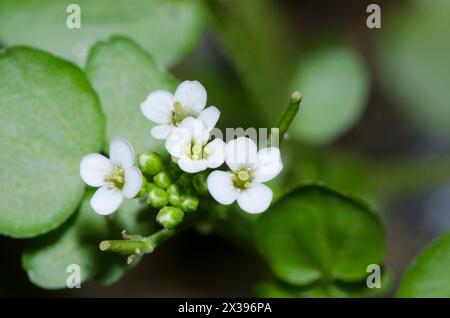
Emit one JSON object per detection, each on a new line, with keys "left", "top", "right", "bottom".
{"left": 275, "top": 91, "right": 303, "bottom": 144}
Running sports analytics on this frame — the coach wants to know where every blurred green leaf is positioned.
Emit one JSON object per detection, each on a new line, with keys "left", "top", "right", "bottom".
{"left": 255, "top": 271, "right": 392, "bottom": 298}
{"left": 86, "top": 36, "right": 177, "bottom": 154}
{"left": 0, "top": 47, "right": 104, "bottom": 238}
{"left": 397, "top": 231, "right": 450, "bottom": 297}
{"left": 289, "top": 47, "right": 369, "bottom": 144}
{"left": 377, "top": 0, "right": 450, "bottom": 138}
{"left": 0, "top": 0, "right": 206, "bottom": 67}
{"left": 22, "top": 191, "right": 155, "bottom": 289}
{"left": 206, "top": 0, "right": 291, "bottom": 123}
{"left": 255, "top": 184, "right": 385, "bottom": 286}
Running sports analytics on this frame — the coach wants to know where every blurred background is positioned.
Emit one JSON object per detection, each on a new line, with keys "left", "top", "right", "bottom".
{"left": 1, "top": 0, "right": 450, "bottom": 296}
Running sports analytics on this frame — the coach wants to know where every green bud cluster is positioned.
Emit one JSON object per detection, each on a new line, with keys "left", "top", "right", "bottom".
{"left": 138, "top": 152, "right": 209, "bottom": 230}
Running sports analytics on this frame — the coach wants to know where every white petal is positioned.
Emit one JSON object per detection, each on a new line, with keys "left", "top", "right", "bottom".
{"left": 237, "top": 183, "right": 273, "bottom": 214}
{"left": 225, "top": 137, "right": 258, "bottom": 171}
{"left": 179, "top": 117, "right": 209, "bottom": 144}
{"left": 198, "top": 106, "right": 220, "bottom": 130}
{"left": 254, "top": 147, "right": 283, "bottom": 183}
{"left": 151, "top": 124, "right": 174, "bottom": 140}
{"left": 80, "top": 153, "right": 112, "bottom": 187}
{"left": 140, "top": 90, "right": 174, "bottom": 124}
{"left": 109, "top": 138, "right": 134, "bottom": 169}
{"left": 207, "top": 171, "right": 238, "bottom": 205}
{"left": 178, "top": 157, "right": 208, "bottom": 173}
{"left": 174, "top": 80, "right": 207, "bottom": 113}
{"left": 165, "top": 126, "right": 191, "bottom": 158}
{"left": 205, "top": 138, "right": 226, "bottom": 169}
{"left": 122, "top": 167, "right": 143, "bottom": 199}
{"left": 90, "top": 186, "right": 124, "bottom": 215}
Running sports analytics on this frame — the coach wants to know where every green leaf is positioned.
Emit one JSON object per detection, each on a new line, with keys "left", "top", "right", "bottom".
{"left": 255, "top": 184, "right": 385, "bottom": 286}
{"left": 397, "top": 231, "right": 450, "bottom": 297}
{"left": 255, "top": 272, "right": 392, "bottom": 298}
{"left": 86, "top": 36, "right": 177, "bottom": 154}
{"left": 0, "top": 47, "right": 104, "bottom": 238}
{"left": 289, "top": 47, "right": 369, "bottom": 144}
{"left": 22, "top": 191, "right": 155, "bottom": 289}
{"left": 377, "top": 0, "right": 450, "bottom": 139}
{"left": 0, "top": 0, "right": 206, "bottom": 67}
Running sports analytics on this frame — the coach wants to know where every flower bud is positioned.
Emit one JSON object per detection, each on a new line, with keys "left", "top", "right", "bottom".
{"left": 147, "top": 188, "right": 169, "bottom": 208}
{"left": 153, "top": 171, "right": 172, "bottom": 189}
{"left": 137, "top": 177, "right": 148, "bottom": 198}
{"left": 157, "top": 206, "right": 184, "bottom": 229}
{"left": 180, "top": 195, "right": 199, "bottom": 213}
{"left": 193, "top": 172, "right": 208, "bottom": 194}
{"left": 178, "top": 172, "right": 192, "bottom": 188}
{"left": 139, "top": 152, "right": 163, "bottom": 176}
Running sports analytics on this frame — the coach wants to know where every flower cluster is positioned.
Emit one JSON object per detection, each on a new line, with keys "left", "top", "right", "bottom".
{"left": 80, "top": 80, "right": 283, "bottom": 229}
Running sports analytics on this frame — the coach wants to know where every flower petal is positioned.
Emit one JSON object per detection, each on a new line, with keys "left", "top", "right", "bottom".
{"left": 225, "top": 137, "right": 258, "bottom": 171}
{"left": 179, "top": 117, "right": 209, "bottom": 144}
{"left": 165, "top": 126, "right": 191, "bottom": 158}
{"left": 207, "top": 171, "right": 238, "bottom": 205}
{"left": 80, "top": 153, "right": 112, "bottom": 187}
{"left": 254, "top": 147, "right": 283, "bottom": 183}
{"left": 237, "top": 182, "right": 273, "bottom": 214}
{"left": 122, "top": 167, "right": 143, "bottom": 199}
{"left": 90, "top": 186, "right": 124, "bottom": 215}
{"left": 151, "top": 124, "right": 174, "bottom": 140}
{"left": 178, "top": 157, "right": 208, "bottom": 173}
{"left": 140, "top": 90, "right": 174, "bottom": 124}
{"left": 109, "top": 138, "right": 134, "bottom": 169}
{"left": 205, "top": 138, "right": 226, "bottom": 169}
{"left": 174, "top": 80, "right": 207, "bottom": 113}
{"left": 198, "top": 106, "right": 220, "bottom": 130}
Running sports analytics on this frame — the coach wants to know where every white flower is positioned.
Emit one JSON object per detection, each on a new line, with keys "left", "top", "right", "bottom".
{"left": 80, "top": 138, "right": 143, "bottom": 215}
{"left": 140, "top": 80, "right": 220, "bottom": 140}
{"left": 207, "top": 137, "right": 283, "bottom": 214}
{"left": 165, "top": 117, "right": 225, "bottom": 173}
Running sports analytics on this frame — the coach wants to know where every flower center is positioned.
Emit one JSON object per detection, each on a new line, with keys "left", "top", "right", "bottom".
{"left": 104, "top": 166, "right": 125, "bottom": 190}
{"left": 232, "top": 167, "right": 255, "bottom": 191}
{"left": 171, "top": 101, "right": 197, "bottom": 126}
{"left": 186, "top": 140, "right": 208, "bottom": 161}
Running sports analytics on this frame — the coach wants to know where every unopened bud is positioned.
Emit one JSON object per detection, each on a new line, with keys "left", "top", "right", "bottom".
{"left": 147, "top": 188, "right": 169, "bottom": 208}
{"left": 180, "top": 195, "right": 199, "bottom": 213}
{"left": 178, "top": 172, "right": 192, "bottom": 188}
{"left": 153, "top": 171, "right": 172, "bottom": 189}
{"left": 139, "top": 152, "right": 163, "bottom": 176}
{"left": 157, "top": 206, "right": 184, "bottom": 229}
{"left": 193, "top": 172, "right": 208, "bottom": 194}
{"left": 137, "top": 177, "right": 148, "bottom": 198}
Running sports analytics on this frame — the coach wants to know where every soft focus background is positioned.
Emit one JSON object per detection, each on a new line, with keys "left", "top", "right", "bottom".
{"left": 1, "top": 0, "right": 450, "bottom": 296}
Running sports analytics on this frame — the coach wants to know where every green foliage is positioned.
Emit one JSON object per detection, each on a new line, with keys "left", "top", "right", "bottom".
{"left": 85, "top": 36, "right": 177, "bottom": 154}
{"left": 0, "top": 0, "right": 206, "bottom": 67}
{"left": 377, "top": 0, "right": 450, "bottom": 138}
{"left": 397, "top": 231, "right": 450, "bottom": 297}
{"left": 22, "top": 190, "right": 155, "bottom": 289}
{"left": 0, "top": 47, "right": 104, "bottom": 238}
{"left": 255, "top": 273, "right": 391, "bottom": 298}
{"left": 289, "top": 47, "right": 369, "bottom": 144}
{"left": 255, "top": 185, "right": 385, "bottom": 286}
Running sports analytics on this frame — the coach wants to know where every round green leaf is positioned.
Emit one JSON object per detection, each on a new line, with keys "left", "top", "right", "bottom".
{"left": 86, "top": 36, "right": 177, "bottom": 154}
{"left": 0, "top": 47, "right": 104, "bottom": 238}
{"left": 289, "top": 47, "right": 369, "bottom": 145}
{"left": 397, "top": 231, "right": 450, "bottom": 297}
{"left": 22, "top": 191, "right": 155, "bottom": 289}
{"left": 377, "top": 0, "right": 450, "bottom": 138}
{"left": 0, "top": 0, "right": 206, "bottom": 67}
{"left": 255, "top": 184, "right": 385, "bottom": 286}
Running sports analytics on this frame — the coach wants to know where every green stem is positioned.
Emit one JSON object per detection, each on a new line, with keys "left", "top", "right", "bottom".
{"left": 274, "top": 91, "right": 302, "bottom": 145}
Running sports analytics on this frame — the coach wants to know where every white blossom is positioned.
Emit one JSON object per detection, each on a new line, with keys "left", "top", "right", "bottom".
{"left": 140, "top": 80, "right": 220, "bottom": 140}
{"left": 165, "top": 117, "right": 225, "bottom": 173}
{"left": 80, "top": 138, "right": 142, "bottom": 215}
{"left": 207, "top": 137, "right": 283, "bottom": 214}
